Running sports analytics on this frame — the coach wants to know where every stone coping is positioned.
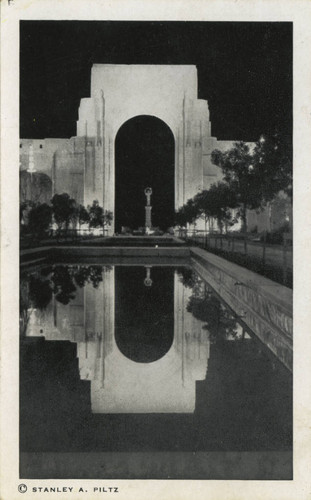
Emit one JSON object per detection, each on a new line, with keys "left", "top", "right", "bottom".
{"left": 20, "top": 245, "right": 293, "bottom": 315}
{"left": 191, "top": 247, "right": 292, "bottom": 314}
{"left": 21, "top": 246, "right": 190, "bottom": 257}
{"left": 190, "top": 247, "right": 292, "bottom": 371}
{"left": 20, "top": 246, "right": 191, "bottom": 267}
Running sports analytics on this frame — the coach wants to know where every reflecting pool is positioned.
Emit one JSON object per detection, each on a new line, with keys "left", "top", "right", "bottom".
{"left": 20, "top": 264, "right": 292, "bottom": 455}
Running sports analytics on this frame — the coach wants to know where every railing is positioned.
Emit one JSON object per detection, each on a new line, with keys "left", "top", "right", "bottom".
{"left": 178, "top": 230, "right": 293, "bottom": 287}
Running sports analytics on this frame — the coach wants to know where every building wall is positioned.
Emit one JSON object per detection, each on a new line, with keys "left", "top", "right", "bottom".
{"left": 53, "top": 137, "right": 85, "bottom": 205}
{"left": 20, "top": 137, "right": 87, "bottom": 206}
{"left": 20, "top": 138, "right": 68, "bottom": 178}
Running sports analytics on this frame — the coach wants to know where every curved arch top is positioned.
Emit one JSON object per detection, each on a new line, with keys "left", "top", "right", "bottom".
{"left": 115, "top": 113, "right": 176, "bottom": 142}
{"left": 115, "top": 329, "right": 174, "bottom": 364}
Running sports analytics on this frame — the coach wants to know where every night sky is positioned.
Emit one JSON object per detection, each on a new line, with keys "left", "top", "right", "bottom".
{"left": 20, "top": 21, "right": 292, "bottom": 142}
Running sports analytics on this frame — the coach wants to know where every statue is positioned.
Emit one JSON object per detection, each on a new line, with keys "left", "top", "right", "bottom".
{"left": 144, "top": 187, "right": 152, "bottom": 231}
{"left": 144, "top": 266, "right": 153, "bottom": 287}
{"left": 144, "top": 187, "right": 152, "bottom": 206}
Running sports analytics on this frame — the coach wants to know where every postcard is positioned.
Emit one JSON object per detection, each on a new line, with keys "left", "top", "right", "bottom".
{"left": 1, "top": 1, "right": 311, "bottom": 499}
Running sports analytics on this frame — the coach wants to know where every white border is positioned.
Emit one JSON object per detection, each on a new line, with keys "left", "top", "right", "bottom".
{"left": 1, "top": 1, "right": 311, "bottom": 499}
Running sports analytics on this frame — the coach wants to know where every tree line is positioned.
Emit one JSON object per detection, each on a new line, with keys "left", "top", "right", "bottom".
{"left": 20, "top": 132, "right": 291, "bottom": 240}
{"left": 175, "top": 133, "right": 292, "bottom": 235}
{"left": 20, "top": 193, "right": 113, "bottom": 240}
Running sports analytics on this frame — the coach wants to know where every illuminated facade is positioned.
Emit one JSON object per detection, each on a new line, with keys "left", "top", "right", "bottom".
{"left": 20, "top": 64, "right": 234, "bottom": 234}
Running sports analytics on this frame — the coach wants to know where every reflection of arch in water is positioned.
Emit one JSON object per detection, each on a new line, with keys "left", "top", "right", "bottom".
{"left": 25, "top": 267, "right": 210, "bottom": 413}
{"left": 90, "top": 269, "right": 210, "bottom": 413}
{"left": 115, "top": 325, "right": 174, "bottom": 364}
{"left": 114, "top": 266, "right": 174, "bottom": 363}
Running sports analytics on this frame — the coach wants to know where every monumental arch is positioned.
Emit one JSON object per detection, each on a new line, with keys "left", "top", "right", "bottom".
{"left": 21, "top": 64, "right": 291, "bottom": 235}
{"left": 76, "top": 64, "right": 212, "bottom": 231}
{"left": 20, "top": 64, "right": 243, "bottom": 234}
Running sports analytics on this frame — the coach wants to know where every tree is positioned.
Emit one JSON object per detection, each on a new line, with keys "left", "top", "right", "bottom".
{"left": 252, "top": 132, "right": 292, "bottom": 203}
{"left": 211, "top": 134, "right": 292, "bottom": 234}
{"left": 174, "top": 198, "right": 200, "bottom": 230}
{"left": 175, "top": 206, "right": 187, "bottom": 229}
{"left": 194, "top": 182, "right": 238, "bottom": 233}
{"left": 87, "top": 200, "right": 113, "bottom": 233}
{"left": 211, "top": 142, "right": 260, "bottom": 235}
{"left": 174, "top": 205, "right": 189, "bottom": 229}
{"left": 28, "top": 203, "right": 52, "bottom": 240}
{"left": 51, "top": 193, "right": 76, "bottom": 237}
{"left": 193, "top": 190, "right": 214, "bottom": 232}
{"left": 103, "top": 210, "right": 113, "bottom": 228}
{"left": 74, "top": 204, "right": 90, "bottom": 235}
{"left": 207, "top": 182, "right": 238, "bottom": 233}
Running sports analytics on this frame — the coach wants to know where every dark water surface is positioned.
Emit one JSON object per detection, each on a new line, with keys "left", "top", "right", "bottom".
{"left": 20, "top": 264, "right": 292, "bottom": 453}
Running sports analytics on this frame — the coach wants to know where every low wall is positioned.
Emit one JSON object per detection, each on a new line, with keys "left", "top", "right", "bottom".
{"left": 191, "top": 248, "right": 292, "bottom": 371}
{"left": 20, "top": 246, "right": 191, "bottom": 266}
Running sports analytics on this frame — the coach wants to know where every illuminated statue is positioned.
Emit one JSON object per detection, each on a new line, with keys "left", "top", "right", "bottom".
{"left": 144, "top": 187, "right": 152, "bottom": 231}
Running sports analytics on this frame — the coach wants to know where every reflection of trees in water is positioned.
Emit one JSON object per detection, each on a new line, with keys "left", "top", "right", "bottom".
{"left": 177, "top": 267, "right": 202, "bottom": 293}
{"left": 52, "top": 267, "right": 77, "bottom": 305}
{"left": 20, "top": 265, "right": 112, "bottom": 318}
{"left": 29, "top": 276, "right": 53, "bottom": 309}
{"left": 177, "top": 268, "right": 239, "bottom": 342}
{"left": 20, "top": 279, "right": 32, "bottom": 337}
{"left": 187, "top": 295, "right": 239, "bottom": 342}
{"left": 72, "top": 266, "right": 104, "bottom": 289}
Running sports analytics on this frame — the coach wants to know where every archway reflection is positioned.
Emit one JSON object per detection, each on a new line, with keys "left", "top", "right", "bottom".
{"left": 20, "top": 263, "right": 292, "bottom": 455}
{"left": 21, "top": 264, "right": 210, "bottom": 413}
{"left": 115, "top": 266, "right": 174, "bottom": 363}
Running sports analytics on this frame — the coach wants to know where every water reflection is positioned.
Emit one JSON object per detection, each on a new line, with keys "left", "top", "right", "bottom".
{"left": 20, "top": 263, "right": 292, "bottom": 455}
{"left": 20, "top": 265, "right": 109, "bottom": 337}
{"left": 115, "top": 267, "right": 174, "bottom": 364}
{"left": 178, "top": 268, "right": 244, "bottom": 342}
{"left": 21, "top": 265, "right": 215, "bottom": 413}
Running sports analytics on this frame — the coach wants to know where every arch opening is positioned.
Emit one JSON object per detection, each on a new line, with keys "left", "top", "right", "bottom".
{"left": 115, "top": 115, "right": 175, "bottom": 233}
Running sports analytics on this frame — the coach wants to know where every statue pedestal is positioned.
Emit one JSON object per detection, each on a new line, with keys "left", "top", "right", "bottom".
{"left": 145, "top": 205, "right": 152, "bottom": 229}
